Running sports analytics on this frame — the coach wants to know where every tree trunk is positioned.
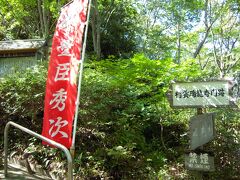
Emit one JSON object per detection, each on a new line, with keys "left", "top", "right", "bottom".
{"left": 193, "top": 28, "right": 211, "bottom": 58}
{"left": 193, "top": 0, "right": 221, "bottom": 58}
{"left": 193, "top": 0, "right": 210, "bottom": 58}
{"left": 42, "top": 1, "right": 49, "bottom": 38}
{"left": 91, "top": 0, "right": 101, "bottom": 59}
{"left": 37, "top": 0, "right": 44, "bottom": 37}
{"left": 91, "top": 11, "right": 97, "bottom": 53}
{"left": 37, "top": 0, "right": 49, "bottom": 38}
{"left": 176, "top": 21, "right": 181, "bottom": 64}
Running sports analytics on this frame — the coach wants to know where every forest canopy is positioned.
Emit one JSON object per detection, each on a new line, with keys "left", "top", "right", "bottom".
{"left": 0, "top": 0, "right": 239, "bottom": 74}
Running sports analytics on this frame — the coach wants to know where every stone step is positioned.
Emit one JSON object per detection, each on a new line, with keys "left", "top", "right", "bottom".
{"left": 0, "top": 163, "right": 52, "bottom": 180}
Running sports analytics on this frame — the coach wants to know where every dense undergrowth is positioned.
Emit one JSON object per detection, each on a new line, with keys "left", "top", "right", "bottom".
{"left": 0, "top": 54, "right": 239, "bottom": 179}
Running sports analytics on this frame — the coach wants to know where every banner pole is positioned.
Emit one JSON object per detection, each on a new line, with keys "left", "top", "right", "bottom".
{"left": 70, "top": 0, "right": 92, "bottom": 158}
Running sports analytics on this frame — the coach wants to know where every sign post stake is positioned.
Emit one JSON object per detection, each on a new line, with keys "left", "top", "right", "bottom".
{"left": 196, "top": 108, "right": 204, "bottom": 180}
{"left": 70, "top": 0, "right": 92, "bottom": 159}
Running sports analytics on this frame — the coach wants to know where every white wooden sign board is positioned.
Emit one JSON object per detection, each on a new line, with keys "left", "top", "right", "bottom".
{"left": 172, "top": 81, "right": 233, "bottom": 108}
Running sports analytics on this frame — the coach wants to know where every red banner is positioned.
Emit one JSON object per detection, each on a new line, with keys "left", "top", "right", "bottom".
{"left": 42, "top": 0, "right": 88, "bottom": 148}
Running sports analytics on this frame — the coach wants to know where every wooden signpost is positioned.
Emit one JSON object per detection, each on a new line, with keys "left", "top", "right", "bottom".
{"left": 168, "top": 80, "right": 236, "bottom": 176}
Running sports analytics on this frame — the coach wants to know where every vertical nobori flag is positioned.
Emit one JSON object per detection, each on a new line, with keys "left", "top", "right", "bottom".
{"left": 42, "top": 0, "right": 89, "bottom": 148}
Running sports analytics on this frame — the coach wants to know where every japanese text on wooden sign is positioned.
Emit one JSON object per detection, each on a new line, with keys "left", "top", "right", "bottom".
{"left": 171, "top": 81, "right": 234, "bottom": 108}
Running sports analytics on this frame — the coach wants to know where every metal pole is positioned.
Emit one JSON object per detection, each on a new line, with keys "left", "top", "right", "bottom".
{"left": 4, "top": 121, "right": 73, "bottom": 180}
{"left": 62, "top": 0, "right": 74, "bottom": 9}
{"left": 4, "top": 122, "right": 9, "bottom": 177}
{"left": 70, "top": 0, "right": 92, "bottom": 158}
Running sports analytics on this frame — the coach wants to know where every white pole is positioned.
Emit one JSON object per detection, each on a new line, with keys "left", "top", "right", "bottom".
{"left": 70, "top": 0, "right": 92, "bottom": 157}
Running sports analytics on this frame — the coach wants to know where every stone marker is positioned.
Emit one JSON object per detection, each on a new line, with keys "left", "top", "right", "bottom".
{"left": 185, "top": 152, "right": 215, "bottom": 172}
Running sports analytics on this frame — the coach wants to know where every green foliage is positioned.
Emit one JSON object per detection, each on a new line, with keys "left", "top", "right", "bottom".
{"left": 0, "top": 61, "right": 47, "bottom": 132}
{"left": 0, "top": 54, "right": 239, "bottom": 179}
{"left": 209, "top": 109, "right": 240, "bottom": 178}
{"left": 0, "top": 0, "right": 68, "bottom": 40}
{"left": 73, "top": 54, "right": 204, "bottom": 178}
{"left": 0, "top": 0, "right": 39, "bottom": 39}
{"left": 88, "top": 0, "right": 139, "bottom": 58}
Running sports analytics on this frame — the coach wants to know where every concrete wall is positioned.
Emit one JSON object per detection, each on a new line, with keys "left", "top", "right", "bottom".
{"left": 0, "top": 56, "right": 38, "bottom": 77}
